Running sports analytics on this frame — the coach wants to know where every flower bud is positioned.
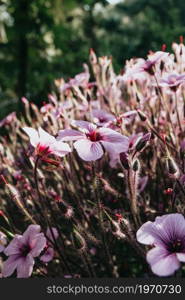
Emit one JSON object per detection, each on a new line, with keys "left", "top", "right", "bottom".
{"left": 135, "top": 133, "right": 151, "bottom": 152}
{"left": 166, "top": 157, "right": 179, "bottom": 178}
{"left": 137, "top": 110, "right": 147, "bottom": 121}
{"left": 120, "top": 152, "right": 130, "bottom": 170}
{"left": 89, "top": 48, "right": 97, "bottom": 65}
{"left": 132, "top": 159, "right": 140, "bottom": 172}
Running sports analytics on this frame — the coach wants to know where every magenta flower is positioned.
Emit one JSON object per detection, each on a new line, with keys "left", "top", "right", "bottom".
{"left": 23, "top": 127, "right": 71, "bottom": 158}
{"left": 159, "top": 73, "right": 185, "bottom": 91}
{"left": 2, "top": 225, "right": 46, "bottom": 278}
{"left": 0, "top": 231, "right": 7, "bottom": 253}
{"left": 137, "top": 214, "right": 185, "bottom": 276}
{"left": 40, "top": 227, "right": 58, "bottom": 263}
{"left": 57, "top": 120, "right": 129, "bottom": 161}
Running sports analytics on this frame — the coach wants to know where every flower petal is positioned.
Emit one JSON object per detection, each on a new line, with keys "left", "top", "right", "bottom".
{"left": 57, "top": 129, "right": 84, "bottom": 141}
{"left": 50, "top": 141, "right": 71, "bottom": 157}
{"left": 17, "top": 255, "right": 34, "bottom": 278}
{"left": 38, "top": 127, "right": 55, "bottom": 145}
{"left": 29, "top": 233, "right": 46, "bottom": 257}
{"left": 71, "top": 120, "right": 96, "bottom": 132}
{"left": 176, "top": 253, "right": 185, "bottom": 262}
{"left": 74, "top": 139, "right": 103, "bottom": 161}
{"left": 99, "top": 127, "right": 129, "bottom": 145}
{"left": 22, "top": 225, "right": 41, "bottom": 245}
{"left": 161, "top": 214, "right": 185, "bottom": 240}
{"left": 136, "top": 221, "right": 156, "bottom": 245}
{"left": 4, "top": 235, "right": 23, "bottom": 256}
{"left": 22, "top": 127, "right": 39, "bottom": 147}
{"left": 147, "top": 247, "right": 180, "bottom": 276}
{"left": 2, "top": 255, "right": 21, "bottom": 277}
{"left": 40, "top": 247, "right": 54, "bottom": 263}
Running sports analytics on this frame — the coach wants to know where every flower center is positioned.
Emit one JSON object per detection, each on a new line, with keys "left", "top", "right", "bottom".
{"left": 20, "top": 244, "right": 31, "bottom": 257}
{"left": 168, "top": 239, "right": 184, "bottom": 253}
{"left": 86, "top": 131, "right": 102, "bottom": 142}
{"left": 36, "top": 144, "right": 51, "bottom": 156}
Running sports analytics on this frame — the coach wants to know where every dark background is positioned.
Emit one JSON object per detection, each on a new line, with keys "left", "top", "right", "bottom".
{"left": 0, "top": 0, "right": 185, "bottom": 118}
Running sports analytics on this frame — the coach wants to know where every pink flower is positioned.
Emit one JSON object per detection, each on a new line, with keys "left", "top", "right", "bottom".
{"left": 137, "top": 214, "right": 185, "bottom": 276}
{"left": 131, "top": 51, "right": 169, "bottom": 76}
{"left": 2, "top": 225, "right": 46, "bottom": 278}
{"left": 0, "top": 231, "right": 7, "bottom": 253}
{"left": 159, "top": 73, "right": 185, "bottom": 91}
{"left": 40, "top": 227, "right": 58, "bottom": 263}
{"left": 0, "top": 112, "right": 17, "bottom": 127}
{"left": 59, "top": 71, "right": 90, "bottom": 92}
{"left": 57, "top": 120, "right": 129, "bottom": 161}
{"left": 23, "top": 127, "right": 71, "bottom": 157}
{"left": 92, "top": 109, "right": 115, "bottom": 126}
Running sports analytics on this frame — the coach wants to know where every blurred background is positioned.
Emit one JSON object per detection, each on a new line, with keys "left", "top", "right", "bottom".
{"left": 0, "top": 0, "right": 185, "bottom": 118}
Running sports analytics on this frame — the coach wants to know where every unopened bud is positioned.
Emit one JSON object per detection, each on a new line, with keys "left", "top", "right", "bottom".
{"left": 89, "top": 48, "right": 97, "bottom": 65}
{"left": 135, "top": 133, "right": 151, "bottom": 152}
{"left": 120, "top": 152, "right": 130, "bottom": 170}
{"left": 132, "top": 159, "right": 140, "bottom": 172}
{"left": 137, "top": 110, "right": 147, "bottom": 121}
{"left": 166, "top": 157, "right": 179, "bottom": 178}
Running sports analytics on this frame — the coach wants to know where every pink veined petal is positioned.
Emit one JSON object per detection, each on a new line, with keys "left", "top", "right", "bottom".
{"left": 102, "top": 140, "right": 129, "bottom": 155}
{"left": 22, "top": 225, "right": 41, "bottom": 245}
{"left": 46, "top": 227, "right": 59, "bottom": 241}
{"left": 99, "top": 127, "right": 129, "bottom": 144}
{"left": 38, "top": 127, "right": 56, "bottom": 145}
{"left": 16, "top": 255, "right": 35, "bottom": 278}
{"left": 22, "top": 127, "right": 39, "bottom": 147}
{"left": 4, "top": 235, "right": 23, "bottom": 256}
{"left": 176, "top": 253, "right": 185, "bottom": 262}
{"left": 57, "top": 129, "right": 84, "bottom": 141}
{"left": 2, "top": 255, "right": 21, "bottom": 277}
{"left": 29, "top": 233, "right": 46, "bottom": 257}
{"left": 40, "top": 247, "right": 54, "bottom": 263}
{"left": 160, "top": 214, "right": 185, "bottom": 242}
{"left": 50, "top": 141, "right": 71, "bottom": 157}
{"left": 136, "top": 221, "right": 156, "bottom": 245}
{"left": 71, "top": 120, "right": 97, "bottom": 132}
{"left": 74, "top": 139, "right": 103, "bottom": 161}
{"left": 147, "top": 247, "right": 180, "bottom": 276}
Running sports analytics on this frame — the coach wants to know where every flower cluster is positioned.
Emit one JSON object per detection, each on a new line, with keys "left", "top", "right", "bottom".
{"left": 0, "top": 41, "right": 185, "bottom": 277}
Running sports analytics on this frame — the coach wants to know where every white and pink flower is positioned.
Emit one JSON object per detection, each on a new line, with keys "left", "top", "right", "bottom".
{"left": 57, "top": 120, "right": 129, "bottom": 161}
{"left": 23, "top": 127, "right": 71, "bottom": 158}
